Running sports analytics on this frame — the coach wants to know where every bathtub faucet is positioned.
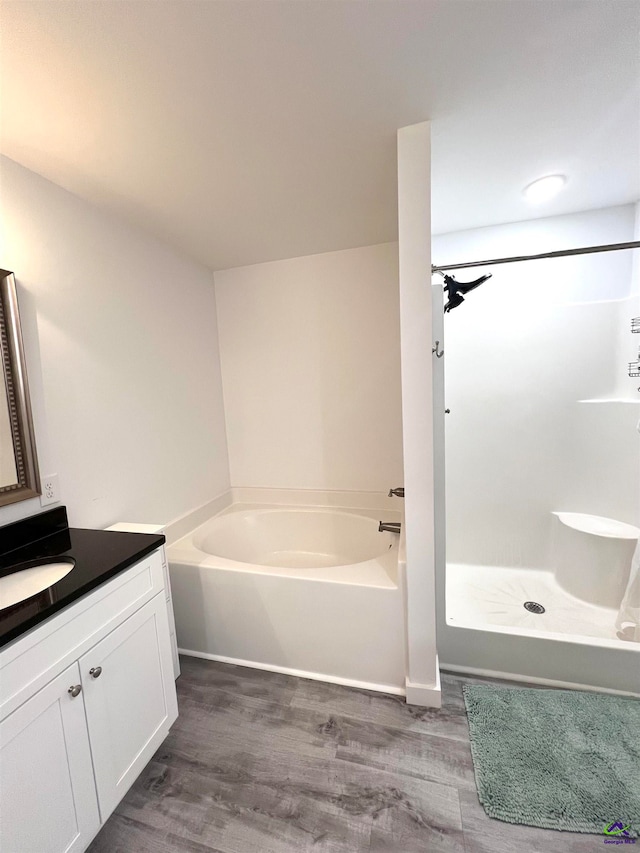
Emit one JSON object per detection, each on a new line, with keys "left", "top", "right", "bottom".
{"left": 378, "top": 521, "right": 401, "bottom": 534}
{"left": 388, "top": 487, "right": 405, "bottom": 498}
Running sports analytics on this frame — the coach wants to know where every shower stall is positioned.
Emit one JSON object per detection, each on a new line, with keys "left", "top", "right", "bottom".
{"left": 432, "top": 205, "right": 640, "bottom": 696}
{"left": 168, "top": 123, "right": 637, "bottom": 703}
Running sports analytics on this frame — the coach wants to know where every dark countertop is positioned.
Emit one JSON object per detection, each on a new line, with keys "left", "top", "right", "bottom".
{"left": 0, "top": 507, "right": 165, "bottom": 649}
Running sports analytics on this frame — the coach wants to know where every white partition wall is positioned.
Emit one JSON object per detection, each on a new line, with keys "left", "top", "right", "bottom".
{"left": 397, "top": 122, "right": 441, "bottom": 707}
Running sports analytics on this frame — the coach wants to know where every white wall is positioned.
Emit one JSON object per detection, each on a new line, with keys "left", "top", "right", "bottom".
{"left": 433, "top": 205, "right": 639, "bottom": 570}
{"left": 0, "top": 157, "right": 230, "bottom": 529}
{"left": 214, "top": 243, "right": 403, "bottom": 492}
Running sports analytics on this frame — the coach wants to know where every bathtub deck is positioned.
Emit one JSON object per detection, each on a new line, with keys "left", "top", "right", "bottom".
{"left": 88, "top": 656, "right": 600, "bottom": 853}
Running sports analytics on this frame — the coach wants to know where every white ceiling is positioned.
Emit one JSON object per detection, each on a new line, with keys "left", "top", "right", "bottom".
{"left": 1, "top": 0, "right": 638, "bottom": 271}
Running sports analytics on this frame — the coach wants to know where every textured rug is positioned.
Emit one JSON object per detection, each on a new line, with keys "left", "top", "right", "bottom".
{"left": 463, "top": 683, "right": 640, "bottom": 837}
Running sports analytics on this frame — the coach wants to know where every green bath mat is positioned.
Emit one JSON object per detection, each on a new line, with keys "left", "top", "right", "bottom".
{"left": 463, "top": 683, "right": 640, "bottom": 837}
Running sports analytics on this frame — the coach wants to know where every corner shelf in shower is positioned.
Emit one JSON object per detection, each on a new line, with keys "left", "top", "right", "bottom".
{"left": 553, "top": 512, "right": 640, "bottom": 540}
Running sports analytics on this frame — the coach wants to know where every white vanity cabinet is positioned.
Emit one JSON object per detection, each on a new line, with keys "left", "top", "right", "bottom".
{"left": 0, "top": 662, "right": 100, "bottom": 853}
{"left": 0, "top": 548, "right": 178, "bottom": 852}
{"left": 79, "top": 592, "right": 176, "bottom": 820}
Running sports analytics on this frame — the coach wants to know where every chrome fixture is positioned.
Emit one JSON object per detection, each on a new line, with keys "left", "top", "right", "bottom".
{"left": 388, "top": 487, "right": 405, "bottom": 498}
{"left": 379, "top": 521, "right": 401, "bottom": 534}
{"left": 89, "top": 666, "right": 102, "bottom": 679}
{"left": 432, "top": 340, "right": 444, "bottom": 357}
{"left": 68, "top": 684, "right": 82, "bottom": 698}
{"left": 432, "top": 240, "right": 640, "bottom": 274}
{"left": 432, "top": 241, "right": 640, "bottom": 313}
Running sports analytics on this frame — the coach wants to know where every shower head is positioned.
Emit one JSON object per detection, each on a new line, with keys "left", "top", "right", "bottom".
{"left": 443, "top": 273, "right": 492, "bottom": 312}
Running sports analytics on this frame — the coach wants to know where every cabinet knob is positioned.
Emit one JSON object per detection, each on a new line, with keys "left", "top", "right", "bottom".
{"left": 89, "top": 666, "right": 103, "bottom": 679}
{"left": 68, "top": 684, "right": 82, "bottom": 698}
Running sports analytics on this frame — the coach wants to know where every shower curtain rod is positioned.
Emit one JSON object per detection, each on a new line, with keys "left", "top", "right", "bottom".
{"left": 431, "top": 239, "right": 640, "bottom": 274}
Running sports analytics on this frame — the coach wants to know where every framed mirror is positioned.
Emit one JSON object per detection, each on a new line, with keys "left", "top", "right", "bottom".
{"left": 0, "top": 270, "right": 41, "bottom": 507}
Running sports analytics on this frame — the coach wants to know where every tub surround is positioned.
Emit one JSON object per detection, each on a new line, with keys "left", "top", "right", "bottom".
{"left": 164, "top": 490, "right": 234, "bottom": 546}
{"left": 0, "top": 506, "right": 165, "bottom": 647}
{"left": 163, "top": 487, "right": 402, "bottom": 545}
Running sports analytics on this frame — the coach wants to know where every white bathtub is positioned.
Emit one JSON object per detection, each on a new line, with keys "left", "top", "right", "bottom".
{"left": 167, "top": 500, "right": 406, "bottom": 693}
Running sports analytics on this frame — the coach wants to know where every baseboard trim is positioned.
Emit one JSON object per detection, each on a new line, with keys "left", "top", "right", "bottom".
{"left": 441, "top": 663, "right": 640, "bottom": 698}
{"left": 178, "top": 648, "right": 406, "bottom": 696}
{"left": 405, "top": 665, "right": 442, "bottom": 707}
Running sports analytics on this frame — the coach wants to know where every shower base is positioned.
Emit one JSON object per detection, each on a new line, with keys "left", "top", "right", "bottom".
{"left": 446, "top": 562, "right": 631, "bottom": 646}
{"left": 441, "top": 562, "right": 639, "bottom": 695}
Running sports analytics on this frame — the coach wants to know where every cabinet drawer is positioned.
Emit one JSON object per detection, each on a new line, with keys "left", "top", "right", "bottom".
{"left": 0, "top": 550, "right": 165, "bottom": 720}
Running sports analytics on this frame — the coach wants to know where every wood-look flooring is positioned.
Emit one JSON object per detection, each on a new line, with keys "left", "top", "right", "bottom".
{"left": 88, "top": 657, "right": 604, "bottom": 852}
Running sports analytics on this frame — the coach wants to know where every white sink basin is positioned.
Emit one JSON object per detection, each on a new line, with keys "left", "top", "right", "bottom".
{"left": 0, "top": 559, "right": 75, "bottom": 610}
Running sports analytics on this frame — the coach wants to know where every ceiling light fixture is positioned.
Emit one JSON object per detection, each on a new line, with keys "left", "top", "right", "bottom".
{"left": 523, "top": 174, "right": 566, "bottom": 203}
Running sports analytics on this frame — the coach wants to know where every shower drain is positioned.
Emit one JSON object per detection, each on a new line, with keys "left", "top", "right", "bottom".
{"left": 523, "top": 601, "right": 546, "bottom": 614}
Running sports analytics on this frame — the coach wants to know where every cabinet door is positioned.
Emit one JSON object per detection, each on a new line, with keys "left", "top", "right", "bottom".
{"left": 0, "top": 662, "right": 100, "bottom": 853}
{"left": 80, "top": 593, "right": 178, "bottom": 821}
